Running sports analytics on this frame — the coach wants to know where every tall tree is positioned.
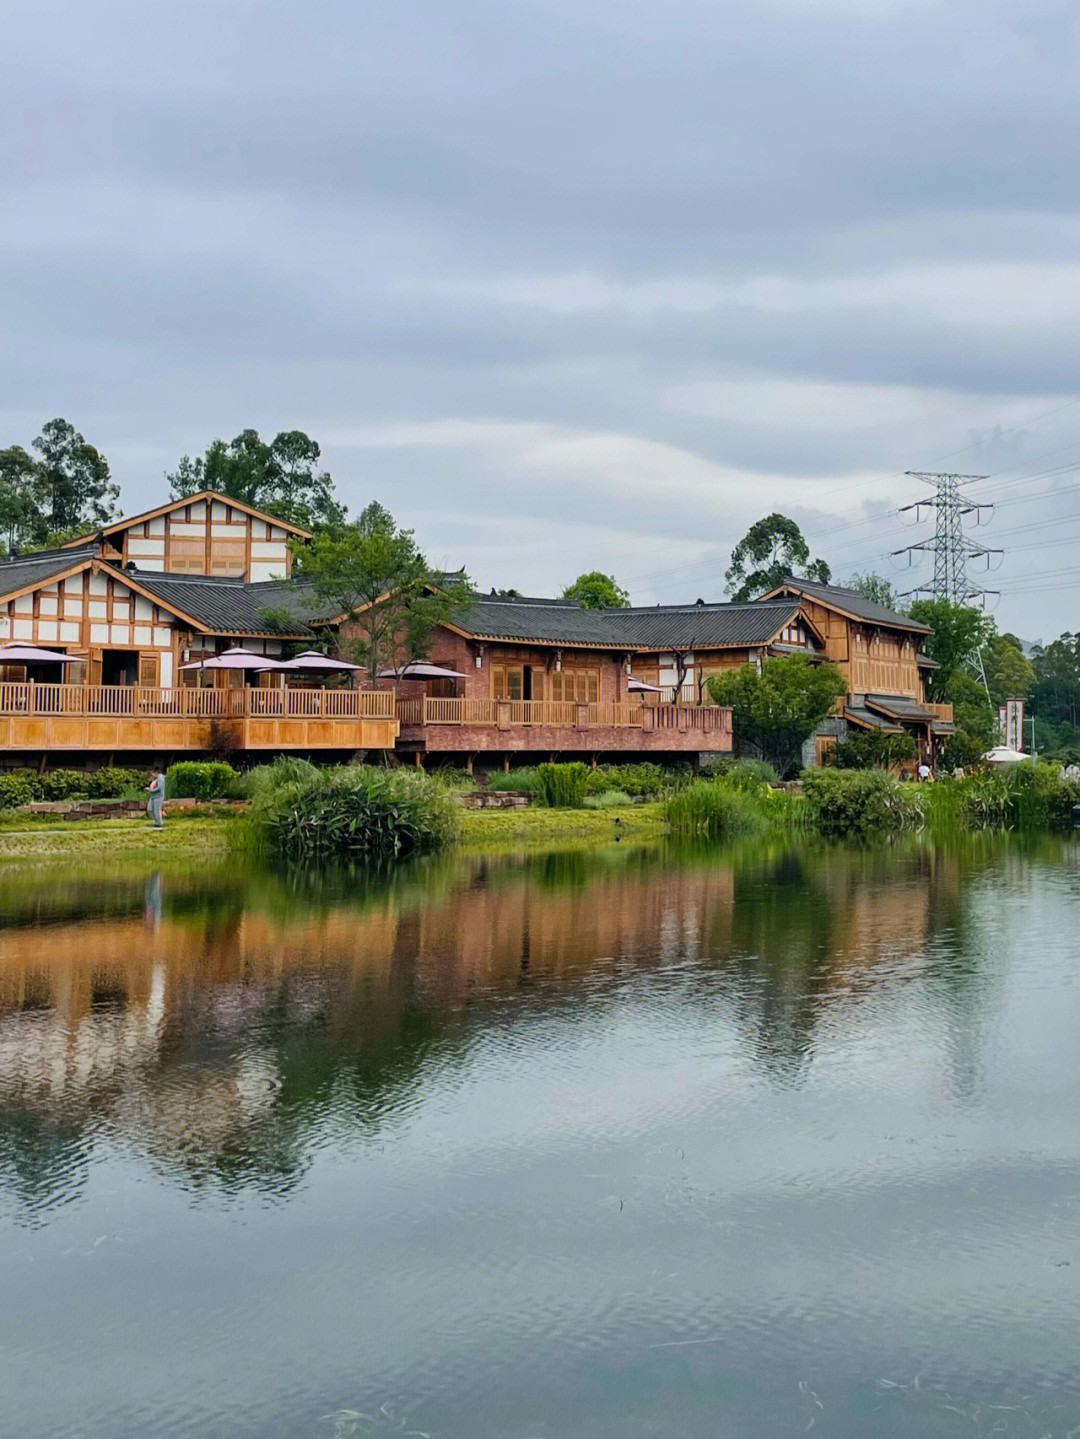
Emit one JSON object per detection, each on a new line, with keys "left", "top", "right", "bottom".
{"left": 907, "top": 598, "right": 993, "bottom": 701}
{"left": 561, "top": 571, "right": 630, "bottom": 609}
{"left": 706, "top": 654, "right": 847, "bottom": 775}
{"left": 166, "top": 428, "right": 346, "bottom": 531}
{"left": 724, "top": 514, "right": 831, "bottom": 601}
{"left": 849, "top": 572, "right": 898, "bottom": 610}
{"left": 298, "top": 501, "right": 473, "bottom": 685}
{"left": 32, "top": 419, "right": 119, "bottom": 535}
{"left": 0, "top": 446, "right": 45, "bottom": 553}
{"left": 984, "top": 631, "right": 1035, "bottom": 708}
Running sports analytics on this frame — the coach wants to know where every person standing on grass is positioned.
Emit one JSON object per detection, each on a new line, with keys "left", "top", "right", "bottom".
{"left": 146, "top": 765, "right": 166, "bottom": 829}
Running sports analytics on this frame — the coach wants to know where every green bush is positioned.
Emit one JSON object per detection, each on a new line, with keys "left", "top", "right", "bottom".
{"left": 38, "top": 769, "right": 91, "bottom": 800}
{"left": 536, "top": 761, "right": 590, "bottom": 808}
{"left": 166, "top": 760, "right": 238, "bottom": 800}
{"left": 801, "top": 768, "right": 922, "bottom": 837}
{"left": 0, "top": 774, "right": 35, "bottom": 812}
{"left": 828, "top": 730, "right": 917, "bottom": 770}
{"left": 258, "top": 765, "right": 457, "bottom": 860}
{"left": 724, "top": 759, "right": 778, "bottom": 792}
{"left": 585, "top": 762, "right": 669, "bottom": 798}
{"left": 428, "top": 767, "right": 476, "bottom": 791}
{"left": 83, "top": 766, "right": 143, "bottom": 798}
{"left": 665, "top": 778, "right": 766, "bottom": 838}
{"left": 583, "top": 789, "right": 633, "bottom": 809}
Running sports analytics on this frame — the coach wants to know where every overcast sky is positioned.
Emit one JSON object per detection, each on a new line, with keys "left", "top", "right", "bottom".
{"left": 3, "top": 0, "right": 1079, "bottom": 637}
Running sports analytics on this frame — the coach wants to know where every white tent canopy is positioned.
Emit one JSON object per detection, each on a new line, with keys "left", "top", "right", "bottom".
{"left": 983, "top": 746, "right": 1029, "bottom": 764}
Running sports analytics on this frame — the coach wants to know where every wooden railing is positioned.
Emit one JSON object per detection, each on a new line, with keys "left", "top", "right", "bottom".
{"left": 0, "top": 683, "right": 395, "bottom": 721}
{"left": 928, "top": 702, "right": 954, "bottom": 724}
{"left": 397, "top": 695, "right": 730, "bottom": 734}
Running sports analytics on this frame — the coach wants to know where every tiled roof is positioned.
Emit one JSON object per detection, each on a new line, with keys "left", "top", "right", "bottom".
{"left": 844, "top": 704, "right": 904, "bottom": 733}
{"left": 449, "top": 597, "right": 803, "bottom": 649}
{"left": 117, "top": 569, "right": 320, "bottom": 636}
{"left": 0, "top": 544, "right": 99, "bottom": 598}
{"left": 770, "top": 579, "right": 932, "bottom": 633}
{"left": 864, "top": 693, "right": 938, "bottom": 722}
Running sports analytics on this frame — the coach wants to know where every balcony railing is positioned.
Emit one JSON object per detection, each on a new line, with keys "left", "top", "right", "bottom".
{"left": 0, "top": 683, "right": 396, "bottom": 721}
{"left": 396, "top": 695, "right": 730, "bottom": 734}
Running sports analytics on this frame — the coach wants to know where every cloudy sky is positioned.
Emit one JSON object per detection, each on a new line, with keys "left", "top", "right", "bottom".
{"left": 3, "top": 0, "right": 1079, "bottom": 637}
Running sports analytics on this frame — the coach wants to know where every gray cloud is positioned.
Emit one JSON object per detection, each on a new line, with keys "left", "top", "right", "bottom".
{"left": 2, "top": 0, "right": 1079, "bottom": 633}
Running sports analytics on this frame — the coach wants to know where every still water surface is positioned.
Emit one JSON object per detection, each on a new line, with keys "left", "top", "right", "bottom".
{"left": 1, "top": 836, "right": 1078, "bottom": 1438}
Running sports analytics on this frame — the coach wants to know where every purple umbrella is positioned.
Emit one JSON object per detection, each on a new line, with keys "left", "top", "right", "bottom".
{"left": 270, "top": 650, "right": 362, "bottom": 672}
{"left": 0, "top": 643, "right": 80, "bottom": 665}
{"left": 378, "top": 662, "right": 469, "bottom": 680}
{"left": 180, "top": 646, "right": 284, "bottom": 672}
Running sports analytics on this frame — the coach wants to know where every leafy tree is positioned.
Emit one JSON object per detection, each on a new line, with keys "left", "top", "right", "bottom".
{"left": 907, "top": 598, "right": 993, "bottom": 701}
{"left": 828, "top": 728, "right": 916, "bottom": 770}
{"left": 724, "top": 514, "right": 831, "bottom": 601}
{"left": 984, "top": 632, "right": 1035, "bottom": 708}
{"left": 0, "top": 446, "right": 45, "bottom": 553}
{"left": 32, "top": 418, "right": 119, "bottom": 535}
{"left": 166, "top": 428, "right": 346, "bottom": 532}
{"left": 706, "top": 654, "right": 847, "bottom": 776}
{"left": 298, "top": 501, "right": 473, "bottom": 685}
{"left": 1031, "top": 632, "right": 1080, "bottom": 732}
{"left": 561, "top": 571, "right": 630, "bottom": 609}
{"left": 849, "top": 572, "right": 898, "bottom": 610}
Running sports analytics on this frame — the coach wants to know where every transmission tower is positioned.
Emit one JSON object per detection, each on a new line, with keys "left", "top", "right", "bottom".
{"left": 892, "top": 472, "right": 1002, "bottom": 606}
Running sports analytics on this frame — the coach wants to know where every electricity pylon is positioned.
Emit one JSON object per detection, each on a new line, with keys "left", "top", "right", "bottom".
{"left": 892, "top": 472, "right": 1002, "bottom": 606}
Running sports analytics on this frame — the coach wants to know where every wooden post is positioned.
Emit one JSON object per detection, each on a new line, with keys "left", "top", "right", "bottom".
{"left": 465, "top": 754, "right": 474, "bottom": 775}
{"left": 502, "top": 756, "right": 510, "bottom": 772}
{"left": 414, "top": 751, "right": 422, "bottom": 768}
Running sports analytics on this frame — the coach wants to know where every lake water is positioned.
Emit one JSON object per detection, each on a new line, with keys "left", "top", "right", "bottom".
{"left": 1, "top": 835, "right": 1078, "bottom": 1438}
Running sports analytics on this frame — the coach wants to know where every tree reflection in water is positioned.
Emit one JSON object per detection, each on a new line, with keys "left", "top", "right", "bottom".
{"left": 0, "top": 833, "right": 1069, "bottom": 1211}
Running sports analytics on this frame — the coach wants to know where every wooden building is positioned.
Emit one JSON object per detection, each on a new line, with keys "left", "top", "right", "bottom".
{"left": 60, "top": 490, "right": 308, "bottom": 581}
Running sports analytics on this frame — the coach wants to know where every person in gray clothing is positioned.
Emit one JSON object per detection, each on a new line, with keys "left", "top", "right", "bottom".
{"left": 146, "top": 766, "right": 166, "bottom": 828}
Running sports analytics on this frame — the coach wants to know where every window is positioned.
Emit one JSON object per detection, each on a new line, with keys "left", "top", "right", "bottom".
{"left": 549, "top": 670, "right": 599, "bottom": 703}
{"left": 139, "top": 653, "right": 160, "bottom": 688}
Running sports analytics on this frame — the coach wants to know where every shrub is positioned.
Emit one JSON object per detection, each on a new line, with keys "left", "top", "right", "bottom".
{"left": 258, "top": 765, "right": 457, "bottom": 860}
{"left": 536, "top": 761, "right": 590, "bottom": 808}
{"left": 428, "top": 767, "right": 476, "bottom": 791}
{"left": 583, "top": 789, "right": 633, "bottom": 809}
{"left": 828, "top": 730, "right": 917, "bottom": 770}
{"left": 724, "top": 759, "right": 778, "bottom": 792}
{"left": 801, "top": 768, "right": 922, "bottom": 837}
{"left": 38, "top": 769, "right": 91, "bottom": 800}
{"left": 166, "top": 760, "right": 238, "bottom": 800}
{"left": 585, "top": 762, "right": 669, "bottom": 798}
{"left": 665, "top": 779, "right": 766, "bottom": 838}
{"left": 0, "top": 774, "right": 35, "bottom": 812}
{"left": 83, "top": 766, "right": 143, "bottom": 798}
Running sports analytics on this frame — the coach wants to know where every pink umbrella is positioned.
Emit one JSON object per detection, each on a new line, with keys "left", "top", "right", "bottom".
{"left": 0, "top": 643, "right": 80, "bottom": 665}
{"left": 180, "top": 646, "right": 284, "bottom": 672}
{"left": 270, "top": 650, "right": 362, "bottom": 672}
{"left": 378, "top": 662, "right": 469, "bottom": 679}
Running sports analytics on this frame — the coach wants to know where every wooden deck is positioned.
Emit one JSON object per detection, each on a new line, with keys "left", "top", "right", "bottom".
{"left": 0, "top": 683, "right": 399, "bottom": 754}
{"left": 395, "top": 696, "right": 732, "bottom": 758}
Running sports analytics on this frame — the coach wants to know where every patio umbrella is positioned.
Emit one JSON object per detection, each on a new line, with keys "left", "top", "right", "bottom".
{"left": 982, "top": 745, "right": 1029, "bottom": 764}
{"left": 378, "top": 662, "right": 469, "bottom": 680}
{"left": 0, "top": 643, "right": 80, "bottom": 665}
{"left": 180, "top": 647, "right": 284, "bottom": 672}
{"left": 627, "top": 677, "right": 664, "bottom": 692}
{"left": 270, "top": 650, "right": 362, "bottom": 672}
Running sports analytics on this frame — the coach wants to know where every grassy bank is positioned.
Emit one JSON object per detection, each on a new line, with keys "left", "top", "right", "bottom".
{"left": 0, "top": 811, "right": 234, "bottom": 861}
{"left": 457, "top": 801, "right": 667, "bottom": 852}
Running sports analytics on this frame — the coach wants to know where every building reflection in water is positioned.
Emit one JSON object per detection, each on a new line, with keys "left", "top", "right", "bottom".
{"left": 0, "top": 834, "right": 1046, "bottom": 1209}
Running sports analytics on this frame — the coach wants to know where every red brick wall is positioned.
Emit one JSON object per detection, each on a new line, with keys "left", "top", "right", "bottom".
{"left": 388, "top": 626, "right": 630, "bottom": 702}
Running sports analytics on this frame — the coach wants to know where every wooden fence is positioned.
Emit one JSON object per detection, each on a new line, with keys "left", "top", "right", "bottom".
{"left": 396, "top": 695, "right": 729, "bottom": 734}
{"left": 0, "top": 683, "right": 396, "bottom": 721}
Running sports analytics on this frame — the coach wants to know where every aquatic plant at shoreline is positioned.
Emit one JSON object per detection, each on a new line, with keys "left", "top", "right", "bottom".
{"left": 536, "top": 762, "right": 590, "bottom": 808}
{"left": 922, "top": 762, "right": 1080, "bottom": 833}
{"left": 256, "top": 765, "right": 458, "bottom": 860}
{"left": 665, "top": 779, "right": 769, "bottom": 839}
